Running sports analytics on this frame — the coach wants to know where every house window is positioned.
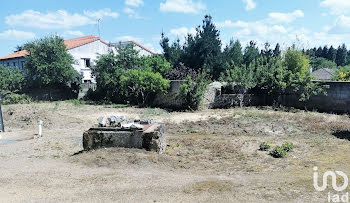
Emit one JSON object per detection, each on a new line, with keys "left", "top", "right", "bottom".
{"left": 13, "top": 62, "right": 16, "bottom": 67}
{"left": 21, "top": 61, "right": 25, "bottom": 70}
{"left": 6, "top": 62, "right": 9, "bottom": 66}
{"left": 82, "top": 58, "right": 91, "bottom": 68}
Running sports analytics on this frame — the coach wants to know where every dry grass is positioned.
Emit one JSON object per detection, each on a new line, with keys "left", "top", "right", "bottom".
{"left": 2, "top": 103, "right": 350, "bottom": 202}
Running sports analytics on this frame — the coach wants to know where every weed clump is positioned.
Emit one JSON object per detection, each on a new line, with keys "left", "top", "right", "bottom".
{"left": 269, "top": 146, "right": 287, "bottom": 158}
{"left": 259, "top": 141, "right": 294, "bottom": 158}
{"left": 259, "top": 142, "right": 271, "bottom": 151}
{"left": 282, "top": 142, "right": 294, "bottom": 152}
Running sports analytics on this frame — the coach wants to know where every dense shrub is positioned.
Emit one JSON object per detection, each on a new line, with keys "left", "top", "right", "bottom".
{"left": 179, "top": 72, "right": 209, "bottom": 110}
{"left": 0, "top": 66, "right": 24, "bottom": 92}
{"left": 1, "top": 93, "right": 32, "bottom": 105}
{"left": 140, "top": 55, "right": 171, "bottom": 78}
{"left": 92, "top": 45, "right": 171, "bottom": 105}
{"left": 120, "top": 69, "right": 170, "bottom": 105}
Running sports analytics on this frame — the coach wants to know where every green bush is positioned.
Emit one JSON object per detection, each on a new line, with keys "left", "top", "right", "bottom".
{"left": 269, "top": 146, "right": 287, "bottom": 158}
{"left": 120, "top": 69, "right": 170, "bottom": 105}
{"left": 282, "top": 142, "right": 294, "bottom": 152}
{"left": 259, "top": 142, "right": 271, "bottom": 151}
{"left": 179, "top": 71, "right": 209, "bottom": 110}
{"left": 1, "top": 93, "right": 32, "bottom": 105}
{"left": 0, "top": 65, "right": 24, "bottom": 92}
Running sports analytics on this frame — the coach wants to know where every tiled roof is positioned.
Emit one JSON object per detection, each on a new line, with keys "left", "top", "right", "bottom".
{"left": 64, "top": 35, "right": 101, "bottom": 49}
{"left": 119, "top": 41, "right": 155, "bottom": 55}
{"left": 311, "top": 68, "right": 336, "bottom": 81}
{"left": 0, "top": 35, "right": 104, "bottom": 60}
{"left": 0, "top": 50, "right": 30, "bottom": 60}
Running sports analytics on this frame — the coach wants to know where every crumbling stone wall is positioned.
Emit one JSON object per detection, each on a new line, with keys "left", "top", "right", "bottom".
{"left": 83, "top": 117, "right": 166, "bottom": 153}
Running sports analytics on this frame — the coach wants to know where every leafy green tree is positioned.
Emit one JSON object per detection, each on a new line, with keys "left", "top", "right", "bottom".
{"left": 0, "top": 66, "right": 24, "bottom": 92}
{"left": 92, "top": 45, "right": 171, "bottom": 105}
{"left": 283, "top": 47, "right": 309, "bottom": 78}
{"left": 140, "top": 55, "right": 171, "bottom": 78}
{"left": 92, "top": 51, "right": 125, "bottom": 102}
{"left": 92, "top": 44, "right": 141, "bottom": 103}
{"left": 120, "top": 69, "right": 170, "bottom": 105}
{"left": 115, "top": 43, "right": 141, "bottom": 69}
{"left": 336, "top": 44, "right": 347, "bottom": 66}
{"left": 257, "top": 49, "right": 326, "bottom": 102}
{"left": 223, "top": 39, "right": 243, "bottom": 67}
{"left": 310, "top": 57, "right": 337, "bottom": 71}
{"left": 23, "top": 35, "right": 81, "bottom": 91}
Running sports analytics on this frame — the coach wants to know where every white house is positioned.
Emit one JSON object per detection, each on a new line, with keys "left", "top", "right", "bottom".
{"left": 0, "top": 35, "right": 155, "bottom": 83}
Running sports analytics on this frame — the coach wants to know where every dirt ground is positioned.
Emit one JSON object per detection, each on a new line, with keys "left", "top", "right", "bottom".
{"left": 0, "top": 102, "right": 350, "bottom": 202}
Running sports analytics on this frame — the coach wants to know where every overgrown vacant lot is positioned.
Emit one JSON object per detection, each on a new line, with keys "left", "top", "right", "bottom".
{"left": 0, "top": 102, "right": 350, "bottom": 202}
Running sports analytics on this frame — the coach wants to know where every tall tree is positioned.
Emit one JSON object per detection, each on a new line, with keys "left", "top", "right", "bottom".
{"left": 223, "top": 39, "right": 243, "bottom": 67}
{"left": 182, "top": 14, "right": 223, "bottom": 79}
{"left": 315, "top": 47, "right": 323, "bottom": 58}
{"left": 336, "top": 44, "right": 347, "bottom": 66}
{"left": 243, "top": 41, "right": 260, "bottom": 66}
{"left": 322, "top": 46, "right": 329, "bottom": 59}
{"left": 261, "top": 42, "right": 273, "bottom": 59}
{"left": 160, "top": 33, "right": 183, "bottom": 66}
{"left": 24, "top": 35, "right": 81, "bottom": 91}
{"left": 327, "top": 46, "right": 336, "bottom": 62}
{"left": 273, "top": 43, "right": 281, "bottom": 57}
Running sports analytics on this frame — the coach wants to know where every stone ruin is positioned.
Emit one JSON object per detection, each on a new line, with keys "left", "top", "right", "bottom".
{"left": 83, "top": 116, "right": 166, "bottom": 153}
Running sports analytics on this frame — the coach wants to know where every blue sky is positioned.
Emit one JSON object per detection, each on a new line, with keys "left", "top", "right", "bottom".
{"left": 1, "top": 0, "right": 350, "bottom": 56}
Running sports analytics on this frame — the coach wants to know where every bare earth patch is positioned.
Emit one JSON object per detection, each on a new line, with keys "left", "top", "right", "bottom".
{"left": 0, "top": 102, "right": 350, "bottom": 202}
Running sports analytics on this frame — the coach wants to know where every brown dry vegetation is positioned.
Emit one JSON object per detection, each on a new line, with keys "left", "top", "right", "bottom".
{"left": 0, "top": 102, "right": 350, "bottom": 202}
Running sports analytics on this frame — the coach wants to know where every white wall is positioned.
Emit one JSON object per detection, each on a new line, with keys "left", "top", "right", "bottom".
{"left": 68, "top": 40, "right": 111, "bottom": 83}
{"left": 134, "top": 45, "right": 153, "bottom": 57}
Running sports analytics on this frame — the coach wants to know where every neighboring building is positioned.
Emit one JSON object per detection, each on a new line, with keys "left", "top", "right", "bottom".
{"left": 0, "top": 35, "right": 154, "bottom": 83}
{"left": 0, "top": 50, "right": 28, "bottom": 70}
{"left": 311, "top": 68, "right": 336, "bottom": 81}
{"left": 113, "top": 41, "right": 155, "bottom": 56}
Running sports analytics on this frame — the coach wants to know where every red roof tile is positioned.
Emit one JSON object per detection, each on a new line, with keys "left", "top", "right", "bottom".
{"left": 0, "top": 50, "right": 30, "bottom": 60}
{"left": 64, "top": 35, "right": 101, "bottom": 49}
{"left": 0, "top": 35, "right": 104, "bottom": 60}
